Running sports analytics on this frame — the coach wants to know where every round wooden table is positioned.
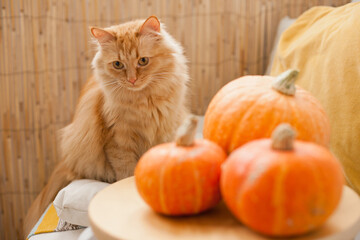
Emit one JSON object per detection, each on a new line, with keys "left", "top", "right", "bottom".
{"left": 89, "top": 177, "right": 360, "bottom": 240}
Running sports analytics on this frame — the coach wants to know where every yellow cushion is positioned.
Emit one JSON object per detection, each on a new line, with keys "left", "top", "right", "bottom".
{"left": 271, "top": 2, "right": 360, "bottom": 194}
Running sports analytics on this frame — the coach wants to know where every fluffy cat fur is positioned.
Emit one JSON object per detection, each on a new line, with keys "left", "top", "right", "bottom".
{"left": 24, "top": 16, "right": 189, "bottom": 237}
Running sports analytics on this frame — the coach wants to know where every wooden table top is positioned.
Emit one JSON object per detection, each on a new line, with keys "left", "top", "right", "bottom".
{"left": 89, "top": 177, "right": 360, "bottom": 240}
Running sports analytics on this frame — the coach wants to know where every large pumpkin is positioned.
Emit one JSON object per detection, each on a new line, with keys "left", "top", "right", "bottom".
{"left": 203, "top": 70, "right": 330, "bottom": 153}
{"left": 221, "top": 124, "right": 344, "bottom": 237}
{"left": 135, "top": 116, "right": 227, "bottom": 215}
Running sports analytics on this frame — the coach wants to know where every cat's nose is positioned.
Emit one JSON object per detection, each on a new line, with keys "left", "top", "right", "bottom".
{"left": 128, "top": 78, "right": 137, "bottom": 84}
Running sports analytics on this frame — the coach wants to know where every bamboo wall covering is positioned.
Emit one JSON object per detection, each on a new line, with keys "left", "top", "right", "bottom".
{"left": 0, "top": 0, "right": 350, "bottom": 239}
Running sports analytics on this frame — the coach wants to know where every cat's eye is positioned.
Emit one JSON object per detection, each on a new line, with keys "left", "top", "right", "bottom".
{"left": 112, "top": 61, "right": 124, "bottom": 70}
{"left": 138, "top": 57, "right": 149, "bottom": 66}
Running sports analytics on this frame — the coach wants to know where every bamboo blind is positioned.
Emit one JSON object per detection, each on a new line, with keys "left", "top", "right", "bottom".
{"left": 0, "top": 0, "right": 350, "bottom": 239}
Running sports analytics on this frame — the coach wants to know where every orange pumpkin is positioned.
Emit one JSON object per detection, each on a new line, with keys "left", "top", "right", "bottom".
{"left": 221, "top": 124, "right": 344, "bottom": 237}
{"left": 203, "top": 70, "right": 330, "bottom": 153}
{"left": 135, "top": 116, "right": 227, "bottom": 215}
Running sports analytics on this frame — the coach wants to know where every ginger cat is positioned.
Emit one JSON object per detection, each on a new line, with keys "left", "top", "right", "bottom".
{"left": 24, "top": 16, "right": 189, "bottom": 237}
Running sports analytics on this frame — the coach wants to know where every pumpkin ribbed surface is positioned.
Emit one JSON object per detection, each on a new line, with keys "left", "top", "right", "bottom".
{"left": 203, "top": 75, "right": 330, "bottom": 153}
{"left": 135, "top": 139, "right": 226, "bottom": 215}
{"left": 221, "top": 137, "right": 344, "bottom": 236}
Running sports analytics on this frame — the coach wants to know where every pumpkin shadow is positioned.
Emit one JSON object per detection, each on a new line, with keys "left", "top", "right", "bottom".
{"left": 157, "top": 201, "right": 240, "bottom": 227}
{"left": 140, "top": 201, "right": 253, "bottom": 238}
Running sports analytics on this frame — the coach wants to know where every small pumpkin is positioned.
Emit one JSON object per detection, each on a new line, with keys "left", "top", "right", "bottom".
{"left": 221, "top": 123, "right": 344, "bottom": 237}
{"left": 135, "top": 116, "right": 227, "bottom": 215}
{"left": 203, "top": 70, "right": 330, "bottom": 153}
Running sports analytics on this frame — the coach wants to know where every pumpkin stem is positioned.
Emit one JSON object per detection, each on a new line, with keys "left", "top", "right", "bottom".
{"left": 176, "top": 115, "right": 198, "bottom": 147}
{"left": 272, "top": 123, "right": 297, "bottom": 151}
{"left": 272, "top": 69, "right": 299, "bottom": 96}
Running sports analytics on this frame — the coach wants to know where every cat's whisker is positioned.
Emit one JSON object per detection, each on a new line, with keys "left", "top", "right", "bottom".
{"left": 149, "top": 77, "right": 172, "bottom": 82}
{"left": 113, "top": 84, "right": 124, "bottom": 92}
{"left": 103, "top": 80, "right": 118, "bottom": 85}
{"left": 151, "top": 73, "right": 172, "bottom": 77}
{"left": 102, "top": 81, "right": 119, "bottom": 87}
{"left": 151, "top": 76, "right": 171, "bottom": 78}
{"left": 153, "top": 71, "right": 173, "bottom": 74}
{"left": 146, "top": 74, "right": 172, "bottom": 79}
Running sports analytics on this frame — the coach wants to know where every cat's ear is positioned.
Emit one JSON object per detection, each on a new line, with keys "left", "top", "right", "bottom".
{"left": 90, "top": 27, "right": 115, "bottom": 44}
{"left": 139, "top": 16, "right": 161, "bottom": 35}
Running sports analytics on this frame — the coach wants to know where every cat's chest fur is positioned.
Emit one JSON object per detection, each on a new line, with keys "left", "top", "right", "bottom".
{"left": 103, "top": 93, "right": 178, "bottom": 161}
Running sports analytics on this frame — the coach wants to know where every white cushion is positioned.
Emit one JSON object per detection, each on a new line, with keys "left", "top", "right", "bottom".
{"left": 53, "top": 179, "right": 109, "bottom": 227}
{"left": 265, "top": 16, "right": 296, "bottom": 75}
{"left": 195, "top": 115, "right": 204, "bottom": 139}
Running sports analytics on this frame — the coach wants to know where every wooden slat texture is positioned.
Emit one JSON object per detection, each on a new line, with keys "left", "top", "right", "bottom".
{"left": 0, "top": 0, "right": 350, "bottom": 239}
